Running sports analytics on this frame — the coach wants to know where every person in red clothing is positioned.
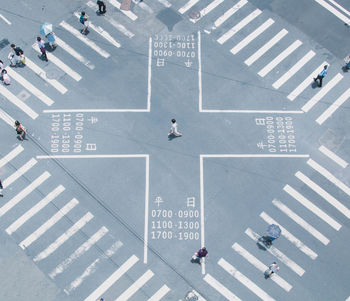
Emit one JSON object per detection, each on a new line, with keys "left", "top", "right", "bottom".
{"left": 191, "top": 247, "right": 208, "bottom": 265}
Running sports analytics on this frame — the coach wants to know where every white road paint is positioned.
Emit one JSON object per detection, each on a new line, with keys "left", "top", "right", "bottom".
{"left": 200, "top": 156, "right": 206, "bottom": 275}
{"left": 213, "top": 0, "right": 248, "bottom": 29}
{"left": 179, "top": 0, "right": 200, "bottom": 14}
{"left": 190, "top": 0, "right": 225, "bottom": 23}
{"left": 301, "top": 73, "right": 343, "bottom": 112}
{"left": 158, "top": 0, "right": 171, "bottom": 7}
{"left": 198, "top": 30, "right": 203, "bottom": 113}
{"left": 0, "top": 145, "right": 24, "bottom": 169}
{"left": 217, "top": 9, "right": 262, "bottom": 44}
{"left": 0, "top": 108, "right": 16, "bottom": 127}
{"left": 43, "top": 108, "right": 149, "bottom": 112}
{"left": 218, "top": 258, "right": 275, "bottom": 301}
{"left": 200, "top": 109, "right": 303, "bottom": 113}
{"left": 147, "top": 37, "right": 152, "bottom": 112}
{"left": 144, "top": 155, "right": 150, "bottom": 263}
{"left": 107, "top": 0, "right": 138, "bottom": 20}
{"left": 327, "top": 0, "right": 350, "bottom": 16}
{"left": 287, "top": 61, "right": 328, "bottom": 101}
{"left": 258, "top": 40, "right": 302, "bottom": 77}
{"left": 319, "top": 145, "right": 348, "bottom": 168}
{"left": 19, "top": 198, "right": 79, "bottom": 249}
{"left": 201, "top": 154, "right": 309, "bottom": 158}
{"left": 203, "top": 273, "right": 242, "bottom": 301}
{"left": 6, "top": 185, "right": 65, "bottom": 235}
{"left": 37, "top": 154, "right": 148, "bottom": 159}
{"left": 147, "top": 285, "right": 171, "bottom": 301}
{"left": 260, "top": 211, "right": 318, "bottom": 259}
{"left": 284, "top": 184, "right": 341, "bottom": 230}
{"left": 272, "top": 50, "right": 315, "bottom": 89}
{"left": 316, "top": 87, "right": 350, "bottom": 125}
{"left": 295, "top": 171, "right": 350, "bottom": 218}
{"left": 0, "top": 172, "right": 50, "bottom": 217}
{"left": 232, "top": 242, "right": 292, "bottom": 292}
{"left": 272, "top": 199, "right": 330, "bottom": 245}
{"left": 3, "top": 158, "right": 37, "bottom": 188}
{"left": 0, "top": 14, "right": 11, "bottom": 24}
{"left": 313, "top": 0, "right": 350, "bottom": 24}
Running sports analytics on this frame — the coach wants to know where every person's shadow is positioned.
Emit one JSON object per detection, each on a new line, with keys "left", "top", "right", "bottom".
{"left": 168, "top": 134, "right": 181, "bottom": 141}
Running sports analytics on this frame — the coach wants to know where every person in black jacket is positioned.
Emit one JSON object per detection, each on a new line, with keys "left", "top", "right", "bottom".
{"left": 97, "top": 0, "right": 106, "bottom": 14}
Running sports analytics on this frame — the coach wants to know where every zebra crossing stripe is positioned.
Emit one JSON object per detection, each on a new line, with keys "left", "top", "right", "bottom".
{"left": 217, "top": 9, "right": 262, "bottom": 44}
{"left": 6, "top": 68, "right": 54, "bottom": 105}
{"left": 244, "top": 29, "right": 288, "bottom": 66}
{"left": 272, "top": 199, "right": 329, "bottom": 245}
{"left": 107, "top": 0, "right": 138, "bottom": 21}
{"left": 295, "top": 171, "right": 350, "bottom": 219}
{"left": 0, "top": 171, "right": 51, "bottom": 218}
{"left": 33, "top": 212, "right": 93, "bottom": 262}
{"left": 319, "top": 145, "right": 348, "bottom": 168}
{"left": 272, "top": 50, "right": 315, "bottom": 89}
{"left": 115, "top": 269, "right": 154, "bottom": 301}
{"left": 84, "top": 255, "right": 139, "bottom": 301}
{"left": 147, "top": 285, "right": 170, "bottom": 301}
{"left": 19, "top": 198, "right": 79, "bottom": 249}
{"left": 25, "top": 58, "right": 68, "bottom": 94}
{"left": 0, "top": 145, "right": 24, "bottom": 169}
{"left": 258, "top": 40, "right": 302, "bottom": 77}
{"left": 190, "top": 0, "right": 225, "bottom": 23}
{"left": 316, "top": 87, "right": 350, "bottom": 125}
{"left": 49, "top": 226, "right": 109, "bottom": 279}
{"left": 158, "top": 0, "right": 171, "bottom": 7}
{"left": 284, "top": 185, "right": 341, "bottom": 230}
{"left": 218, "top": 258, "right": 275, "bottom": 301}
{"left": 287, "top": 61, "right": 328, "bottom": 101}
{"left": 260, "top": 212, "right": 317, "bottom": 259}
{"left": 0, "top": 13, "right": 11, "bottom": 25}
{"left": 55, "top": 36, "right": 95, "bottom": 70}
{"left": 60, "top": 21, "right": 110, "bottom": 58}
{"left": 134, "top": 0, "right": 153, "bottom": 13}
{"left": 3, "top": 158, "right": 37, "bottom": 188}
{"left": 179, "top": 0, "right": 200, "bottom": 14}
{"left": 301, "top": 73, "right": 343, "bottom": 112}
{"left": 6, "top": 185, "right": 65, "bottom": 235}
{"left": 230, "top": 18, "right": 274, "bottom": 55}
{"left": 0, "top": 85, "right": 39, "bottom": 119}
{"left": 203, "top": 273, "right": 242, "bottom": 301}
{"left": 0, "top": 108, "right": 15, "bottom": 127}
{"left": 307, "top": 159, "right": 350, "bottom": 196}
{"left": 232, "top": 242, "right": 292, "bottom": 292}
{"left": 213, "top": 0, "right": 248, "bottom": 29}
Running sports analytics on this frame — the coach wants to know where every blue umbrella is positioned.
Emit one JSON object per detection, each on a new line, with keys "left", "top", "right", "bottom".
{"left": 40, "top": 22, "right": 53, "bottom": 35}
{"left": 267, "top": 224, "right": 281, "bottom": 239}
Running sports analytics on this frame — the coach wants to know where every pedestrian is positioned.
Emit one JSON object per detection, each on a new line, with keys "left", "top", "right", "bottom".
{"left": 46, "top": 32, "right": 57, "bottom": 49}
{"left": 96, "top": 298, "right": 104, "bottom": 301}
{"left": 344, "top": 55, "right": 350, "bottom": 69}
{"left": 80, "top": 12, "right": 89, "bottom": 35}
{"left": 168, "top": 119, "right": 182, "bottom": 137}
{"left": 8, "top": 44, "right": 25, "bottom": 67}
{"left": 191, "top": 247, "right": 208, "bottom": 265}
{"left": 36, "top": 37, "right": 48, "bottom": 61}
{"left": 15, "top": 120, "right": 27, "bottom": 141}
{"left": 97, "top": 0, "right": 106, "bottom": 14}
{"left": 264, "top": 262, "right": 279, "bottom": 279}
{"left": 0, "top": 59, "right": 3, "bottom": 72}
{"left": 313, "top": 65, "right": 328, "bottom": 87}
{"left": 0, "top": 179, "right": 3, "bottom": 197}
{"left": 1, "top": 69, "right": 11, "bottom": 85}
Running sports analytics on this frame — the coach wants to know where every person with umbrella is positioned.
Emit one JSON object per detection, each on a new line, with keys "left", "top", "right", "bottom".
{"left": 40, "top": 22, "right": 57, "bottom": 49}
{"left": 266, "top": 224, "right": 281, "bottom": 246}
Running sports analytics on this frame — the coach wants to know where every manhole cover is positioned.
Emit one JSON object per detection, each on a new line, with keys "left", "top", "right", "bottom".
{"left": 46, "top": 69, "right": 60, "bottom": 80}
{"left": 189, "top": 10, "right": 201, "bottom": 20}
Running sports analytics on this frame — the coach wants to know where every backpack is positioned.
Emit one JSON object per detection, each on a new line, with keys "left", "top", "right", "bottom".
{"left": 80, "top": 15, "right": 85, "bottom": 24}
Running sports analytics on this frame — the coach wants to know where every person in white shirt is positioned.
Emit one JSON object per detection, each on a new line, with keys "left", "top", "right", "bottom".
{"left": 1, "top": 69, "right": 11, "bottom": 85}
{"left": 168, "top": 119, "right": 182, "bottom": 137}
{"left": 36, "top": 37, "right": 48, "bottom": 61}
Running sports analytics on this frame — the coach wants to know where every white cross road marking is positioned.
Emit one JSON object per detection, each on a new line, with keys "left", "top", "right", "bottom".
{"left": 318, "top": 145, "right": 348, "bottom": 168}
{"left": 107, "top": 0, "right": 138, "bottom": 20}
{"left": 190, "top": 0, "right": 225, "bottom": 23}
{"left": 327, "top": 0, "right": 350, "bottom": 16}
{"left": 313, "top": 0, "right": 350, "bottom": 24}
{"left": 203, "top": 273, "right": 242, "bottom": 301}
{"left": 132, "top": 0, "right": 153, "bottom": 13}
{"left": 158, "top": 0, "right": 171, "bottom": 7}
{"left": 147, "top": 285, "right": 171, "bottom": 301}
{"left": 272, "top": 199, "right": 330, "bottom": 245}
{"left": 0, "top": 108, "right": 16, "bottom": 127}
{"left": 3, "top": 158, "right": 37, "bottom": 188}
{"left": 0, "top": 145, "right": 24, "bottom": 169}
{"left": 213, "top": 0, "right": 248, "bottom": 29}
{"left": 0, "top": 14, "right": 11, "bottom": 24}
{"left": 179, "top": 0, "right": 200, "bottom": 14}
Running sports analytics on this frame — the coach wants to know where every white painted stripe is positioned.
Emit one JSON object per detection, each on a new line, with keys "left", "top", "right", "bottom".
{"left": 115, "top": 269, "right": 154, "bottom": 301}
{"left": 60, "top": 21, "right": 110, "bottom": 58}
{"left": 231, "top": 18, "right": 274, "bottom": 54}
{"left": 287, "top": 61, "right": 328, "bottom": 101}
{"left": 0, "top": 14, "right": 11, "bottom": 24}
{"left": 19, "top": 198, "right": 79, "bottom": 249}
{"left": 273, "top": 50, "right": 315, "bottom": 89}
{"left": 272, "top": 199, "right": 329, "bottom": 245}
{"left": 260, "top": 211, "right": 318, "bottom": 259}
{"left": 244, "top": 29, "right": 288, "bottom": 66}
{"left": 43, "top": 108, "right": 149, "bottom": 113}
{"left": 133, "top": 0, "right": 153, "bottom": 13}
{"left": 217, "top": 9, "right": 262, "bottom": 44}
{"left": 0, "top": 171, "right": 50, "bottom": 217}
{"left": 0, "top": 85, "right": 39, "bottom": 119}
{"left": 55, "top": 36, "right": 95, "bottom": 69}
{"left": 258, "top": 40, "right": 302, "bottom": 77}
{"left": 49, "top": 226, "right": 108, "bottom": 278}
{"left": 301, "top": 73, "right": 343, "bottom": 112}
{"left": 190, "top": 0, "right": 225, "bottom": 23}
{"left": 319, "top": 145, "right": 348, "bottom": 168}
{"left": 147, "top": 37, "right": 152, "bottom": 113}
{"left": 73, "top": 12, "right": 121, "bottom": 48}
{"left": 218, "top": 258, "right": 275, "bottom": 301}
{"left": 192, "top": 290, "right": 207, "bottom": 301}
{"left": 107, "top": 0, "right": 138, "bottom": 20}
{"left": 295, "top": 171, "right": 350, "bottom": 218}
{"left": 0, "top": 145, "right": 24, "bottom": 169}
{"left": 316, "top": 87, "right": 350, "bottom": 125}
{"left": 200, "top": 157, "right": 205, "bottom": 271}
{"left": 313, "top": 0, "right": 350, "bottom": 24}
{"left": 3, "top": 158, "right": 37, "bottom": 188}
{"left": 25, "top": 58, "right": 68, "bottom": 94}
{"left": 33, "top": 212, "right": 93, "bottom": 262}
{"left": 0, "top": 108, "right": 15, "bottom": 127}
{"left": 245, "top": 228, "right": 305, "bottom": 276}
{"left": 179, "top": 0, "right": 200, "bottom": 14}
{"left": 346, "top": 296, "right": 350, "bottom": 301}
{"left": 147, "top": 285, "right": 170, "bottom": 301}
{"left": 201, "top": 154, "right": 309, "bottom": 158}
{"left": 213, "top": 0, "right": 248, "bottom": 29}
{"left": 158, "top": 0, "right": 171, "bottom": 7}
{"left": 232, "top": 243, "right": 292, "bottom": 291}
{"left": 198, "top": 29, "right": 203, "bottom": 112}
{"left": 84, "top": 255, "right": 139, "bottom": 301}
{"left": 284, "top": 185, "right": 341, "bottom": 230}
{"left": 144, "top": 154, "right": 150, "bottom": 263}
{"left": 6, "top": 68, "right": 54, "bottom": 105}
{"left": 37, "top": 154, "right": 147, "bottom": 159}
{"left": 307, "top": 159, "right": 350, "bottom": 196}
{"left": 203, "top": 273, "right": 241, "bottom": 301}
{"left": 6, "top": 185, "right": 65, "bottom": 235}
{"left": 327, "top": 0, "right": 350, "bottom": 16}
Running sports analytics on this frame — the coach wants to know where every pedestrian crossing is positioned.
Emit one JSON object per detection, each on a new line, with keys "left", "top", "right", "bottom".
{"left": 202, "top": 145, "right": 350, "bottom": 300}
{"left": 0, "top": 145, "right": 170, "bottom": 300}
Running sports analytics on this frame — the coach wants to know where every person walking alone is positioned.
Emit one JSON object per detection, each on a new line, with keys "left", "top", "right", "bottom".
{"left": 168, "top": 119, "right": 182, "bottom": 137}
{"left": 0, "top": 179, "right": 3, "bottom": 197}
{"left": 36, "top": 37, "right": 48, "bottom": 61}
{"left": 314, "top": 65, "right": 328, "bottom": 87}
{"left": 264, "top": 262, "right": 279, "bottom": 279}
{"left": 46, "top": 32, "right": 57, "bottom": 49}
{"left": 15, "top": 120, "right": 27, "bottom": 141}
{"left": 97, "top": 0, "right": 106, "bottom": 14}
{"left": 80, "top": 12, "right": 90, "bottom": 35}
